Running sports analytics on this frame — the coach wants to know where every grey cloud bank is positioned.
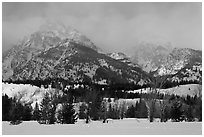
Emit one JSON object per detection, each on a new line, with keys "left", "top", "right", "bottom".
{"left": 2, "top": 2, "right": 202, "bottom": 54}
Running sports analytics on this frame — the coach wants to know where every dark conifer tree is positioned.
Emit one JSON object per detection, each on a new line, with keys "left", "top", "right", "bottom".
{"left": 33, "top": 102, "right": 40, "bottom": 121}
{"left": 126, "top": 105, "right": 135, "bottom": 118}
{"left": 9, "top": 100, "right": 24, "bottom": 125}
{"left": 60, "top": 89, "right": 77, "bottom": 124}
{"left": 61, "top": 103, "right": 77, "bottom": 124}
{"left": 185, "top": 105, "right": 194, "bottom": 122}
{"left": 39, "top": 92, "right": 51, "bottom": 124}
{"left": 85, "top": 105, "right": 91, "bottom": 124}
{"left": 135, "top": 100, "right": 148, "bottom": 118}
{"left": 108, "top": 104, "right": 114, "bottom": 119}
{"left": 170, "top": 101, "right": 183, "bottom": 122}
{"left": 2, "top": 94, "right": 12, "bottom": 121}
{"left": 162, "top": 104, "right": 171, "bottom": 122}
{"left": 22, "top": 104, "right": 33, "bottom": 121}
{"left": 40, "top": 90, "right": 62, "bottom": 124}
{"left": 193, "top": 96, "right": 202, "bottom": 121}
{"left": 108, "top": 103, "right": 120, "bottom": 119}
{"left": 88, "top": 90, "right": 103, "bottom": 120}
{"left": 101, "top": 101, "right": 107, "bottom": 123}
{"left": 149, "top": 100, "right": 156, "bottom": 122}
{"left": 79, "top": 103, "right": 88, "bottom": 119}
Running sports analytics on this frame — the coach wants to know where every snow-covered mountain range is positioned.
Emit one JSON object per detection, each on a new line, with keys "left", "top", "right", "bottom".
{"left": 131, "top": 43, "right": 202, "bottom": 83}
{"left": 2, "top": 23, "right": 202, "bottom": 85}
{"left": 2, "top": 23, "right": 149, "bottom": 85}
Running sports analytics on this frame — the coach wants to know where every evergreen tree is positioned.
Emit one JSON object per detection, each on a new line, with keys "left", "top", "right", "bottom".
{"left": 135, "top": 100, "right": 148, "bottom": 118}
{"left": 79, "top": 103, "right": 88, "bottom": 119}
{"left": 170, "top": 101, "right": 183, "bottom": 122}
{"left": 162, "top": 104, "right": 171, "bottom": 122}
{"left": 39, "top": 92, "right": 51, "bottom": 124}
{"left": 56, "top": 106, "right": 63, "bottom": 124}
{"left": 89, "top": 91, "right": 103, "bottom": 120}
{"left": 113, "top": 106, "right": 120, "bottom": 119}
{"left": 39, "top": 90, "right": 61, "bottom": 124}
{"left": 60, "top": 90, "right": 77, "bottom": 124}
{"left": 120, "top": 102, "right": 126, "bottom": 119}
{"left": 107, "top": 100, "right": 120, "bottom": 119}
{"left": 9, "top": 100, "right": 24, "bottom": 125}
{"left": 33, "top": 102, "right": 40, "bottom": 121}
{"left": 126, "top": 105, "right": 135, "bottom": 118}
{"left": 185, "top": 105, "right": 194, "bottom": 122}
{"left": 85, "top": 105, "right": 91, "bottom": 124}
{"left": 22, "top": 104, "right": 33, "bottom": 121}
{"left": 108, "top": 104, "right": 114, "bottom": 119}
{"left": 193, "top": 96, "right": 202, "bottom": 121}
{"left": 149, "top": 100, "right": 156, "bottom": 122}
{"left": 140, "top": 101, "right": 148, "bottom": 118}
{"left": 61, "top": 103, "right": 77, "bottom": 124}
{"left": 101, "top": 101, "right": 107, "bottom": 123}
{"left": 2, "top": 94, "right": 12, "bottom": 121}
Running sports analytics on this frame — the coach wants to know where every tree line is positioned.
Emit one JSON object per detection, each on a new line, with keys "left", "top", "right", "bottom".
{"left": 3, "top": 76, "right": 201, "bottom": 92}
{"left": 2, "top": 84, "right": 202, "bottom": 125}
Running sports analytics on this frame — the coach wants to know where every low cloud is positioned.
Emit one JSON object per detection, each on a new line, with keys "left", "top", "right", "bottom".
{"left": 2, "top": 2, "right": 202, "bottom": 54}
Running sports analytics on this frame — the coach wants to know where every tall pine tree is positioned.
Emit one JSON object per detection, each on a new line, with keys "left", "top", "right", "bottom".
{"left": 60, "top": 89, "right": 77, "bottom": 124}
{"left": 22, "top": 104, "right": 33, "bottom": 121}
{"left": 171, "top": 101, "right": 183, "bottom": 122}
{"left": 79, "top": 103, "right": 88, "bottom": 119}
{"left": 2, "top": 94, "right": 12, "bottom": 121}
{"left": 39, "top": 92, "right": 51, "bottom": 124}
{"left": 61, "top": 103, "right": 77, "bottom": 124}
{"left": 9, "top": 99, "right": 24, "bottom": 125}
{"left": 33, "top": 102, "right": 40, "bottom": 121}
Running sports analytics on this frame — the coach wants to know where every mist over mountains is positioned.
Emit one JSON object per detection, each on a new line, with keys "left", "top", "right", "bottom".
{"left": 2, "top": 23, "right": 202, "bottom": 85}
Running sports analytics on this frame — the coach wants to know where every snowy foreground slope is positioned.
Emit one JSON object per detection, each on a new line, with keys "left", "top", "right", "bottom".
{"left": 2, "top": 83, "right": 64, "bottom": 108}
{"left": 2, "top": 119, "right": 202, "bottom": 135}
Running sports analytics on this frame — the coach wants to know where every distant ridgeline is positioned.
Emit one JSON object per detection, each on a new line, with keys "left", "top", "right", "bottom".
{"left": 2, "top": 23, "right": 202, "bottom": 88}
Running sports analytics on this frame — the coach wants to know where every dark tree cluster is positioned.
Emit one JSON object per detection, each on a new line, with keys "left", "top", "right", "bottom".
{"left": 2, "top": 94, "right": 33, "bottom": 124}
{"left": 38, "top": 89, "right": 77, "bottom": 124}
{"left": 125, "top": 99, "right": 148, "bottom": 118}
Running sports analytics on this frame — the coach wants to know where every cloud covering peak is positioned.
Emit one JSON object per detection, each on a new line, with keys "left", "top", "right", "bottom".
{"left": 2, "top": 2, "right": 202, "bottom": 54}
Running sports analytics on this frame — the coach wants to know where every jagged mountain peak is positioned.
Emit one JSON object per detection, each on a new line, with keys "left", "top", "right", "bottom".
{"left": 10, "top": 22, "right": 99, "bottom": 53}
{"left": 3, "top": 23, "right": 100, "bottom": 61}
{"left": 2, "top": 24, "right": 149, "bottom": 84}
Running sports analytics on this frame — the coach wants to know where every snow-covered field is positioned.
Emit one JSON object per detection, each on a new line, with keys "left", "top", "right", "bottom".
{"left": 159, "top": 84, "right": 202, "bottom": 97}
{"left": 128, "top": 84, "right": 202, "bottom": 97}
{"left": 2, "top": 119, "right": 202, "bottom": 135}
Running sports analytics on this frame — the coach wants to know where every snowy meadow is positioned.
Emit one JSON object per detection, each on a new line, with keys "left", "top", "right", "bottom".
{"left": 2, "top": 119, "right": 202, "bottom": 135}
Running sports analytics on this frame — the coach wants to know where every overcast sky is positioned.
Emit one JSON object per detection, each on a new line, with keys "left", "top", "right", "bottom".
{"left": 2, "top": 2, "right": 202, "bottom": 54}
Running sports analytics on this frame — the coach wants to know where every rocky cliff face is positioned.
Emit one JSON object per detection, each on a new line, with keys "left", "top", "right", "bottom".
{"left": 2, "top": 23, "right": 149, "bottom": 85}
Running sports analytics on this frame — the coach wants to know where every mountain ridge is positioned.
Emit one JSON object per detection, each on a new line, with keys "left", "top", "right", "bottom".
{"left": 2, "top": 23, "right": 202, "bottom": 85}
{"left": 2, "top": 23, "right": 149, "bottom": 85}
